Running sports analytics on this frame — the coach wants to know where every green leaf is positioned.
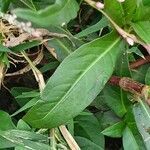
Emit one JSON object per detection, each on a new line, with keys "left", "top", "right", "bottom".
{"left": 0, "top": 111, "right": 16, "bottom": 130}
{"left": 40, "top": 61, "right": 59, "bottom": 73}
{"left": 0, "top": 44, "right": 11, "bottom": 52}
{"left": 102, "top": 85, "right": 127, "bottom": 117}
{"left": 14, "top": 0, "right": 79, "bottom": 26}
{"left": 132, "top": 21, "right": 150, "bottom": 44}
{"left": 75, "top": 136, "right": 103, "bottom": 150}
{"left": 143, "top": 0, "right": 150, "bottom": 6}
{"left": 124, "top": 107, "right": 146, "bottom": 150}
{"left": 133, "top": 4, "right": 150, "bottom": 22}
{"left": 122, "top": 0, "right": 137, "bottom": 22}
{"left": 131, "top": 64, "right": 149, "bottom": 83}
{"left": 102, "top": 121, "right": 125, "bottom": 137}
{"left": 74, "top": 112, "right": 104, "bottom": 149}
{"left": 0, "top": 0, "right": 11, "bottom": 12}
{"left": 0, "top": 130, "right": 49, "bottom": 149}
{"left": 123, "top": 127, "right": 139, "bottom": 150}
{"left": 128, "top": 46, "right": 145, "bottom": 59}
{"left": 75, "top": 17, "right": 107, "bottom": 38}
{"left": 23, "top": 32, "right": 123, "bottom": 128}
{"left": 10, "top": 40, "right": 41, "bottom": 52}
{"left": 133, "top": 101, "right": 150, "bottom": 149}
{"left": 96, "top": 110, "right": 121, "bottom": 130}
{"left": 11, "top": 87, "right": 38, "bottom": 106}
{"left": 104, "top": 0, "right": 125, "bottom": 26}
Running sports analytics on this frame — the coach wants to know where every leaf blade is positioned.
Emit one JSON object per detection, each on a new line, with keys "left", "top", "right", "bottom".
{"left": 23, "top": 32, "right": 123, "bottom": 128}
{"left": 14, "top": 0, "right": 79, "bottom": 26}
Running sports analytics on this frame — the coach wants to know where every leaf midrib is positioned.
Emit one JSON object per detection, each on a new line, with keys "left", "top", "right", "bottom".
{"left": 40, "top": 37, "right": 120, "bottom": 121}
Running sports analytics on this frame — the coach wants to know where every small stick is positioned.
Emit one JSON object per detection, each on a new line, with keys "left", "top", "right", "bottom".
{"left": 59, "top": 125, "right": 80, "bottom": 150}
{"left": 130, "top": 55, "right": 150, "bottom": 69}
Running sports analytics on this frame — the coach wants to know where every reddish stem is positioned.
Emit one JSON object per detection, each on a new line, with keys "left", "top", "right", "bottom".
{"left": 130, "top": 55, "right": 150, "bottom": 69}
{"left": 109, "top": 76, "right": 145, "bottom": 95}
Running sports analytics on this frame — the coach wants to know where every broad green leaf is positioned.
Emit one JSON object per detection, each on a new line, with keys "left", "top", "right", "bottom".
{"left": 75, "top": 136, "right": 103, "bottom": 150}
{"left": 102, "top": 85, "right": 126, "bottom": 117}
{"left": 124, "top": 108, "right": 146, "bottom": 150}
{"left": 74, "top": 113, "right": 104, "bottom": 149}
{"left": 104, "top": 0, "right": 125, "bottom": 26}
{"left": 14, "top": 0, "right": 79, "bottom": 26}
{"left": 0, "top": 130, "right": 49, "bottom": 149}
{"left": 75, "top": 17, "right": 107, "bottom": 38}
{"left": 0, "top": 136, "right": 15, "bottom": 149}
{"left": 132, "top": 21, "right": 150, "bottom": 44}
{"left": 102, "top": 121, "right": 125, "bottom": 137}
{"left": 0, "top": 111, "right": 16, "bottom": 130}
{"left": 123, "top": 127, "right": 139, "bottom": 150}
{"left": 133, "top": 101, "right": 150, "bottom": 149}
{"left": 23, "top": 32, "right": 123, "bottom": 128}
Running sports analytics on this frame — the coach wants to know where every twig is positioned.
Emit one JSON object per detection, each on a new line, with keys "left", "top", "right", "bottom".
{"left": 50, "top": 128, "right": 57, "bottom": 150}
{"left": 59, "top": 125, "right": 80, "bottom": 150}
{"left": 109, "top": 76, "right": 150, "bottom": 105}
{"left": 109, "top": 76, "right": 144, "bottom": 94}
{"left": 44, "top": 42, "right": 57, "bottom": 59}
{"left": 0, "top": 62, "right": 5, "bottom": 89}
{"left": 84, "top": 0, "right": 150, "bottom": 54}
{"left": 6, "top": 50, "right": 43, "bottom": 77}
{"left": 21, "top": 51, "right": 45, "bottom": 91}
{"left": 130, "top": 55, "right": 150, "bottom": 69}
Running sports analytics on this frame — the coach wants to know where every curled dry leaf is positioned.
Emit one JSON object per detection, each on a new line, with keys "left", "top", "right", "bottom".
{"left": 5, "top": 33, "right": 30, "bottom": 47}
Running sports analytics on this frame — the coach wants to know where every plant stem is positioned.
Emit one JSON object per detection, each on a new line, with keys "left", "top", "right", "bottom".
{"left": 21, "top": 51, "right": 45, "bottom": 91}
{"left": 109, "top": 76, "right": 150, "bottom": 106}
{"left": 50, "top": 128, "right": 57, "bottom": 150}
{"left": 84, "top": 0, "right": 150, "bottom": 54}
{"left": 130, "top": 55, "right": 150, "bottom": 69}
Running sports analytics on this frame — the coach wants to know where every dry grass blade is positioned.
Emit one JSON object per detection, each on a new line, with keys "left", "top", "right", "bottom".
{"left": 5, "top": 33, "right": 30, "bottom": 47}
{"left": 6, "top": 50, "right": 43, "bottom": 77}
{"left": 59, "top": 125, "right": 80, "bottom": 150}
{"left": 44, "top": 42, "right": 57, "bottom": 59}
{"left": 0, "top": 62, "right": 5, "bottom": 89}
